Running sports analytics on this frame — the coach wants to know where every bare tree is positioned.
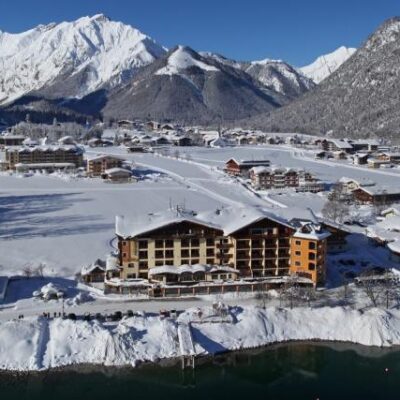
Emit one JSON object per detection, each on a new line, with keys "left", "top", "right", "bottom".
{"left": 22, "top": 264, "right": 34, "bottom": 278}
{"left": 322, "top": 183, "right": 352, "bottom": 226}
{"left": 34, "top": 263, "right": 46, "bottom": 278}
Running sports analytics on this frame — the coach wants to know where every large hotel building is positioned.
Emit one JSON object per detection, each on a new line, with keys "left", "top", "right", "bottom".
{"left": 106, "top": 207, "right": 330, "bottom": 294}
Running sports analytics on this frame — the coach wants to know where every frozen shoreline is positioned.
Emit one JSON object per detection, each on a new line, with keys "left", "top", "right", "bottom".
{"left": 1, "top": 304, "right": 400, "bottom": 372}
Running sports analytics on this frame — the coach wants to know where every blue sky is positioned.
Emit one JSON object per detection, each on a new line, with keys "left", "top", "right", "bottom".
{"left": 0, "top": 0, "right": 398, "bottom": 65}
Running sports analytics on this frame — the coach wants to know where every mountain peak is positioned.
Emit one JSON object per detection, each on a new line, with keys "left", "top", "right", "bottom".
{"left": 156, "top": 45, "right": 219, "bottom": 76}
{"left": 299, "top": 46, "right": 356, "bottom": 83}
{"left": 0, "top": 15, "right": 166, "bottom": 105}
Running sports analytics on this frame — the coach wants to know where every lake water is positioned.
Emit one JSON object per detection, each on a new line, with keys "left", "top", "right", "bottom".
{"left": 0, "top": 343, "right": 398, "bottom": 400}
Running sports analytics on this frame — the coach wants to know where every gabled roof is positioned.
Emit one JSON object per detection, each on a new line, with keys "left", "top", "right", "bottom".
{"left": 116, "top": 206, "right": 297, "bottom": 239}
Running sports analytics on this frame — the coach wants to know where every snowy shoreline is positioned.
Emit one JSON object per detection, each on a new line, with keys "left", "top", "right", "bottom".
{"left": 1, "top": 305, "right": 400, "bottom": 372}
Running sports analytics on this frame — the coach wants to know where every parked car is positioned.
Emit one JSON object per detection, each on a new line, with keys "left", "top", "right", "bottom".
{"left": 67, "top": 313, "right": 76, "bottom": 321}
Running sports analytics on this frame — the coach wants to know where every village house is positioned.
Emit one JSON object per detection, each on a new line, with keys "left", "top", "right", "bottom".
{"left": 107, "top": 206, "right": 329, "bottom": 296}
{"left": 349, "top": 139, "right": 379, "bottom": 152}
{"left": 367, "top": 158, "right": 392, "bottom": 169}
{"left": 87, "top": 154, "right": 125, "bottom": 177}
{"left": 367, "top": 215, "right": 400, "bottom": 263}
{"left": 321, "top": 139, "right": 354, "bottom": 153}
{"left": 352, "top": 186, "right": 400, "bottom": 205}
{"left": 224, "top": 158, "right": 270, "bottom": 177}
{"left": 0, "top": 135, "right": 25, "bottom": 147}
{"left": 249, "top": 167, "right": 321, "bottom": 191}
{"left": 333, "top": 150, "right": 348, "bottom": 160}
{"left": 375, "top": 152, "right": 400, "bottom": 164}
{"left": 352, "top": 153, "right": 370, "bottom": 165}
{"left": 4, "top": 144, "right": 84, "bottom": 170}
{"left": 102, "top": 167, "right": 134, "bottom": 183}
{"left": 338, "top": 177, "right": 376, "bottom": 193}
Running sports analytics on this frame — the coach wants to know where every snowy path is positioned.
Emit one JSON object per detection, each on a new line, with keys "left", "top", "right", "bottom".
{"left": 86, "top": 148, "right": 280, "bottom": 209}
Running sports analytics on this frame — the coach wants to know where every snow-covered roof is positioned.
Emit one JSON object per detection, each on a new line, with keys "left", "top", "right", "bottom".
{"left": 7, "top": 144, "right": 83, "bottom": 153}
{"left": 87, "top": 154, "right": 124, "bottom": 162}
{"left": 357, "top": 186, "right": 400, "bottom": 196}
{"left": 328, "top": 139, "right": 353, "bottom": 149}
{"left": 81, "top": 259, "right": 106, "bottom": 276}
{"left": 149, "top": 264, "right": 238, "bottom": 276}
{"left": 116, "top": 206, "right": 303, "bottom": 239}
{"left": 104, "top": 167, "right": 132, "bottom": 176}
{"left": 293, "top": 222, "right": 331, "bottom": 241}
{"left": 226, "top": 158, "right": 270, "bottom": 167}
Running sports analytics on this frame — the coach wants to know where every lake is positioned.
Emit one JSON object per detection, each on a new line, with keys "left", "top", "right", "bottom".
{"left": 0, "top": 343, "right": 398, "bottom": 400}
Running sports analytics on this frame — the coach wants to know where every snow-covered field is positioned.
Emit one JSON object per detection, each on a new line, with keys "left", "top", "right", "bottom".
{"left": 0, "top": 144, "right": 399, "bottom": 277}
{"left": 0, "top": 144, "right": 399, "bottom": 371}
{"left": 1, "top": 304, "right": 400, "bottom": 371}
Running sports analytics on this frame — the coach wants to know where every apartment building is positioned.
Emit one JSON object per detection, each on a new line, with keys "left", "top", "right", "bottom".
{"left": 112, "top": 207, "right": 329, "bottom": 290}
{"left": 87, "top": 154, "right": 125, "bottom": 176}
{"left": 5, "top": 145, "right": 84, "bottom": 170}
{"left": 250, "top": 166, "right": 321, "bottom": 191}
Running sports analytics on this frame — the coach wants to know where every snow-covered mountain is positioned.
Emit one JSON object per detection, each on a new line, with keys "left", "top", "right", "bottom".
{"left": 299, "top": 46, "right": 357, "bottom": 83}
{"left": 0, "top": 14, "right": 166, "bottom": 105}
{"left": 249, "top": 17, "right": 400, "bottom": 140}
{"left": 202, "top": 52, "right": 314, "bottom": 98}
{"left": 244, "top": 59, "right": 315, "bottom": 98}
{"left": 102, "top": 46, "right": 287, "bottom": 124}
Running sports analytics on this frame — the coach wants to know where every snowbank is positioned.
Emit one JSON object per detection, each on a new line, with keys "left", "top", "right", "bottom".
{"left": 1, "top": 305, "right": 400, "bottom": 371}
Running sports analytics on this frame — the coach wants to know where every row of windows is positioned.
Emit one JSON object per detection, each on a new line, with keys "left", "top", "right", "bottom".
{"left": 137, "top": 238, "right": 217, "bottom": 249}
{"left": 138, "top": 248, "right": 216, "bottom": 260}
{"left": 294, "top": 251, "right": 317, "bottom": 260}
{"left": 294, "top": 240, "right": 317, "bottom": 250}
{"left": 294, "top": 261, "right": 317, "bottom": 270}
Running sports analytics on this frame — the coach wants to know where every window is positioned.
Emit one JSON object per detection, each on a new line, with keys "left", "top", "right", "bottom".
{"left": 155, "top": 250, "right": 164, "bottom": 259}
{"left": 309, "top": 263, "right": 316, "bottom": 270}
{"left": 139, "top": 240, "right": 148, "bottom": 249}
{"left": 181, "top": 249, "right": 190, "bottom": 258}
{"left": 139, "top": 250, "right": 148, "bottom": 259}
{"left": 181, "top": 259, "right": 189, "bottom": 264}
{"left": 165, "top": 239, "right": 174, "bottom": 248}
{"left": 191, "top": 249, "right": 200, "bottom": 257}
{"left": 295, "top": 251, "right": 301, "bottom": 256}
{"left": 206, "top": 238, "right": 214, "bottom": 246}
{"left": 191, "top": 259, "right": 199, "bottom": 265}
{"left": 206, "top": 248, "right": 214, "bottom": 257}
{"left": 127, "top": 274, "right": 136, "bottom": 279}
{"left": 191, "top": 239, "right": 200, "bottom": 247}
{"left": 128, "top": 263, "right": 135, "bottom": 268}
{"left": 309, "top": 252, "right": 316, "bottom": 260}
{"left": 206, "top": 258, "right": 214, "bottom": 264}
{"left": 181, "top": 239, "right": 190, "bottom": 247}
{"left": 122, "top": 241, "right": 127, "bottom": 246}
{"left": 155, "top": 261, "right": 164, "bottom": 266}
{"left": 295, "top": 261, "right": 301, "bottom": 266}
{"left": 155, "top": 240, "right": 164, "bottom": 248}
{"left": 122, "top": 252, "right": 127, "bottom": 258}
{"left": 309, "top": 242, "right": 316, "bottom": 250}
{"left": 165, "top": 250, "right": 174, "bottom": 258}
{"left": 139, "top": 262, "right": 148, "bottom": 269}
{"left": 295, "top": 240, "right": 301, "bottom": 246}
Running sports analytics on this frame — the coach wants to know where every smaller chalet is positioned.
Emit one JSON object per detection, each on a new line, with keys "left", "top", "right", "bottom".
{"left": 353, "top": 186, "right": 400, "bottom": 205}
{"left": 102, "top": 167, "right": 133, "bottom": 183}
